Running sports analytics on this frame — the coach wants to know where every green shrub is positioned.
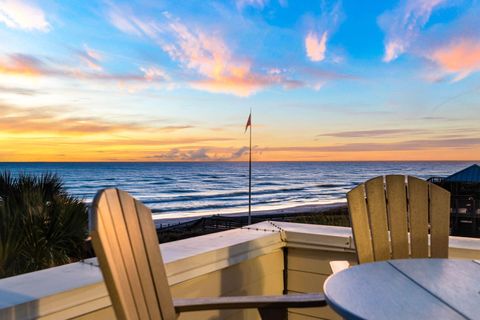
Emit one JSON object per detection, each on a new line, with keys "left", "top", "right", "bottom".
{"left": 0, "top": 172, "right": 88, "bottom": 278}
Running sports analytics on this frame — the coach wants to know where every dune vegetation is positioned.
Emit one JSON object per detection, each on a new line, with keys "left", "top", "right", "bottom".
{"left": 0, "top": 172, "right": 88, "bottom": 278}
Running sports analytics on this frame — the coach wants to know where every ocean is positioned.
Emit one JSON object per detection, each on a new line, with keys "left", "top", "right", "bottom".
{"left": 0, "top": 162, "right": 475, "bottom": 221}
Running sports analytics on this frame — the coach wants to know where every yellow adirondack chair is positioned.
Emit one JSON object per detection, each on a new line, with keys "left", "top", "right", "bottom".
{"left": 330, "top": 175, "right": 450, "bottom": 273}
{"left": 90, "top": 188, "right": 326, "bottom": 320}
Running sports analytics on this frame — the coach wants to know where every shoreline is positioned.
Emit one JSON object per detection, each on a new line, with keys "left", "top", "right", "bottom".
{"left": 153, "top": 201, "right": 347, "bottom": 226}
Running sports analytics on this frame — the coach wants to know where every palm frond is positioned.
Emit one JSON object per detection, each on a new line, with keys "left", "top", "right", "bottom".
{"left": 0, "top": 172, "right": 87, "bottom": 278}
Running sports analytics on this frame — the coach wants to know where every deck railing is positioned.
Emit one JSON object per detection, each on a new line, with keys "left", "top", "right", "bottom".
{"left": 1, "top": 222, "right": 480, "bottom": 320}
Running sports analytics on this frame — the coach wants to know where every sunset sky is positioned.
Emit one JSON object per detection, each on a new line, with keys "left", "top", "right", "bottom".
{"left": 0, "top": 0, "right": 479, "bottom": 161}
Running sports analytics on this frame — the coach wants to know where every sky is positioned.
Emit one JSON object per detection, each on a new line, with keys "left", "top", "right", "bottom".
{"left": 0, "top": 0, "right": 479, "bottom": 161}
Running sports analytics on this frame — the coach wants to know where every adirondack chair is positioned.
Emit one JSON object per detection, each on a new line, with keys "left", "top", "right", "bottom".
{"left": 330, "top": 175, "right": 450, "bottom": 273}
{"left": 90, "top": 188, "right": 326, "bottom": 320}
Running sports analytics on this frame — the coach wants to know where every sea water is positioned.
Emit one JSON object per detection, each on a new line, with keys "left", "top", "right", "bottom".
{"left": 0, "top": 162, "right": 474, "bottom": 220}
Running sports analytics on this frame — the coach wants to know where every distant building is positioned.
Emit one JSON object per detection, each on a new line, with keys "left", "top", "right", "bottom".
{"left": 429, "top": 164, "right": 480, "bottom": 237}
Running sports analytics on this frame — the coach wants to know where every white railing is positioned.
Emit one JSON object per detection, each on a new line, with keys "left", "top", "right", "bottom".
{"left": 1, "top": 222, "right": 480, "bottom": 320}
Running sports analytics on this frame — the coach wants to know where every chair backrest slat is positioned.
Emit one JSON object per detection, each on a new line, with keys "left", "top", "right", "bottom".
{"left": 408, "top": 176, "right": 429, "bottom": 258}
{"left": 365, "top": 176, "right": 390, "bottom": 261}
{"left": 429, "top": 183, "right": 450, "bottom": 258}
{"left": 347, "top": 184, "right": 374, "bottom": 264}
{"left": 134, "top": 197, "right": 176, "bottom": 319}
{"left": 91, "top": 189, "right": 176, "bottom": 320}
{"left": 104, "top": 189, "right": 150, "bottom": 319}
{"left": 347, "top": 175, "right": 450, "bottom": 263}
{"left": 92, "top": 192, "right": 141, "bottom": 320}
{"left": 117, "top": 190, "right": 163, "bottom": 320}
{"left": 385, "top": 175, "right": 409, "bottom": 259}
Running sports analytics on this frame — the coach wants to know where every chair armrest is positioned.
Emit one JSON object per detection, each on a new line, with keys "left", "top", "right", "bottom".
{"left": 329, "top": 260, "right": 350, "bottom": 274}
{"left": 174, "top": 293, "right": 326, "bottom": 312}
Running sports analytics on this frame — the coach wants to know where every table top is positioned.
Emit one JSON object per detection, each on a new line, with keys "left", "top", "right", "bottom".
{"left": 323, "top": 259, "right": 480, "bottom": 320}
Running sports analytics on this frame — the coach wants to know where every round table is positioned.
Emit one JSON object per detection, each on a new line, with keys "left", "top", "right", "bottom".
{"left": 323, "top": 259, "right": 480, "bottom": 319}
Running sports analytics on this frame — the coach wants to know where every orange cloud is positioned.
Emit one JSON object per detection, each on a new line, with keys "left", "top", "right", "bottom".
{"left": 305, "top": 31, "right": 328, "bottom": 62}
{"left": 0, "top": 54, "right": 44, "bottom": 77}
{"left": 162, "top": 21, "right": 269, "bottom": 96}
{"left": 428, "top": 38, "right": 480, "bottom": 81}
{"left": 106, "top": 6, "right": 299, "bottom": 96}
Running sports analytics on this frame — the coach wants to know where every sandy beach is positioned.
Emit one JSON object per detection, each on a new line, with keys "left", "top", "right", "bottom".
{"left": 154, "top": 201, "right": 347, "bottom": 225}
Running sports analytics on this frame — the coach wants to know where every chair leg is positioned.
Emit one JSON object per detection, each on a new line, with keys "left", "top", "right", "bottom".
{"left": 258, "top": 307, "right": 287, "bottom": 320}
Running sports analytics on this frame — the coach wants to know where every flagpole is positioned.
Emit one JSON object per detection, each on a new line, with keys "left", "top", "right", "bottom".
{"left": 248, "top": 110, "right": 252, "bottom": 225}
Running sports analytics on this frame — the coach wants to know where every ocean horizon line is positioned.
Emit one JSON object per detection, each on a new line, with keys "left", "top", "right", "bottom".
{"left": 0, "top": 160, "right": 478, "bottom": 164}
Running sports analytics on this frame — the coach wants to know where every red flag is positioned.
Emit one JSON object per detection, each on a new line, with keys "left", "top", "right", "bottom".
{"left": 244, "top": 113, "right": 251, "bottom": 133}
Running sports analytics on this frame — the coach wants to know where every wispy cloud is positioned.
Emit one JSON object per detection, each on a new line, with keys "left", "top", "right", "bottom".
{"left": 0, "top": 53, "right": 168, "bottom": 88}
{"left": 379, "top": 0, "right": 445, "bottom": 62}
{"left": 236, "top": 0, "right": 268, "bottom": 10}
{"left": 292, "top": 66, "right": 357, "bottom": 90}
{"left": 318, "top": 129, "right": 425, "bottom": 138}
{"left": 109, "top": 137, "right": 234, "bottom": 147}
{"left": 157, "top": 125, "right": 194, "bottom": 132}
{"left": 78, "top": 45, "right": 103, "bottom": 71}
{"left": 106, "top": 3, "right": 158, "bottom": 38}
{"left": 0, "top": 85, "right": 39, "bottom": 95}
{"left": 261, "top": 137, "right": 480, "bottom": 153}
{"left": 0, "top": 103, "right": 143, "bottom": 135}
{"left": 0, "top": 103, "right": 226, "bottom": 155}
{"left": 302, "top": 66, "right": 357, "bottom": 80}
{"left": 0, "top": 0, "right": 50, "bottom": 31}
{"left": 141, "top": 66, "right": 170, "bottom": 82}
